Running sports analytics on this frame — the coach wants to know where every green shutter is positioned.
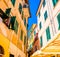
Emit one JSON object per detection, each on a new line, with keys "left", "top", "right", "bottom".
{"left": 9, "top": 16, "right": 18, "bottom": 33}
{"left": 39, "top": 22, "right": 42, "bottom": 29}
{"left": 57, "top": 13, "right": 60, "bottom": 30}
{"left": 43, "top": 0, "right": 46, "bottom": 7}
{"left": 24, "top": 36, "right": 26, "bottom": 45}
{"left": 52, "top": 0, "right": 58, "bottom": 7}
{"left": 10, "top": 16, "right": 16, "bottom": 30}
{"left": 44, "top": 11, "right": 48, "bottom": 20}
{"left": 11, "top": 0, "right": 16, "bottom": 6}
{"left": 5, "top": 8, "right": 11, "bottom": 16}
{"left": 40, "top": 36, "right": 43, "bottom": 47}
{"left": 24, "top": 18, "right": 26, "bottom": 27}
{"left": 14, "top": 20, "right": 18, "bottom": 33}
{"left": 19, "top": 3, "right": 22, "bottom": 14}
{"left": 46, "top": 27, "right": 51, "bottom": 41}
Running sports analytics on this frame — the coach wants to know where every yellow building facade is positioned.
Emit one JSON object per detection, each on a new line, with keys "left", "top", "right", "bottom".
{"left": 0, "top": 0, "right": 30, "bottom": 57}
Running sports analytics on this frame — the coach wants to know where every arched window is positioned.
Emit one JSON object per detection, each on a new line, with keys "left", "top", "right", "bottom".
{"left": 0, "top": 45, "right": 4, "bottom": 57}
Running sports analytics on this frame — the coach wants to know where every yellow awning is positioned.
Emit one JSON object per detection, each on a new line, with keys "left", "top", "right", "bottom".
{"left": 31, "top": 31, "right": 60, "bottom": 57}
{"left": 42, "top": 31, "right": 60, "bottom": 54}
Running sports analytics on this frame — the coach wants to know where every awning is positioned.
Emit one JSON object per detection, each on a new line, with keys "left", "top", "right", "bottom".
{"left": 31, "top": 31, "right": 60, "bottom": 57}
{"left": 41, "top": 31, "right": 60, "bottom": 54}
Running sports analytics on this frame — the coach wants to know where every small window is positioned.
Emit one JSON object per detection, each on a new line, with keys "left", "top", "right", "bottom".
{"left": 5, "top": 8, "right": 11, "bottom": 16}
{"left": 46, "top": 27, "right": 51, "bottom": 41}
{"left": 24, "top": 18, "right": 26, "bottom": 27}
{"left": 52, "top": 0, "right": 58, "bottom": 7}
{"left": 40, "top": 36, "right": 43, "bottom": 47}
{"left": 11, "top": 0, "right": 16, "bottom": 6}
{"left": 0, "top": 46, "right": 4, "bottom": 55}
{"left": 19, "top": 3, "right": 22, "bottom": 14}
{"left": 57, "top": 13, "right": 60, "bottom": 30}
{"left": 14, "top": 20, "right": 18, "bottom": 33}
{"left": 9, "top": 16, "right": 18, "bottom": 33}
{"left": 39, "top": 22, "right": 42, "bottom": 29}
{"left": 44, "top": 11, "right": 48, "bottom": 20}
{"left": 43, "top": 0, "right": 46, "bottom": 7}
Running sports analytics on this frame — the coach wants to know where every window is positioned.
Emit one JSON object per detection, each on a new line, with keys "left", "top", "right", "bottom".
{"left": 20, "top": 30, "right": 23, "bottom": 40}
{"left": 43, "top": 0, "right": 46, "bottom": 7}
{"left": 19, "top": 3, "right": 22, "bottom": 14}
{"left": 5, "top": 8, "right": 11, "bottom": 16}
{"left": 44, "top": 11, "right": 48, "bottom": 20}
{"left": 46, "top": 27, "right": 51, "bottom": 41}
{"left": 9, "top": 16, "right": 18, "bottom": 33}
{"left": 52, "top": 0, "right": 58, "bottom": 7}
{"left": 40, "top": 36, "right": 43, "bottom": 47}
{"left": 22, "top": 11, "right": 24, "bottom": 19}
{"left": 11, "top": 0, "right": 16, "bottom": 6}
{"left": 57, "top": 13, "right": 60, "bottom": 30}
{"left": 39, "top": 22, "right": 42, "bottom": 29}
{"left": 0, "top": 46, "right": 4, "bottom": 55}
{"left": 24, "top": 18, "right": 26, "bottom": 27}
{"left": 10, "top": 54, "right": 14, "bottom": 57}
{"left": 14, "top": 20, "right": 18, "bottom": 33}
{"left": 24, "top": 36, "right": 26, "bottom": 45}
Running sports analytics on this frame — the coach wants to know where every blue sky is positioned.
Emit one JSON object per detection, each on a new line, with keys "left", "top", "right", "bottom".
{"left": 28, "top": 0, "right": 40, "bottom": 30}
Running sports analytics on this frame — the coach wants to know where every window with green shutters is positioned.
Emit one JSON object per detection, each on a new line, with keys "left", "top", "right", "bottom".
{"left": 5, "top": 8, "right": 11, "bottom": 16}
{"left": 43, "top": 0, "right": 46, "bottom": 7}
{"left": 57, "top": 13, "right": 60, "bottom": 30}
{"left": 24, "top": 36, "right": 26, "bottom": 45}
{"left": 14, "top": 20, "right": 18, "bottom": 33}
{"left": 40, "top": 36, "right": 43, "bottom": 47}
{"left": 24, "top": 18, "right": 26, "bottom": 27}
{"left": 9, "top": 16, "right": 18, "bottom": 33}
{"left": 20, "top": 30, "right": 23, "bottom": 40}
{"left": 44, "top": 11, "right": 48, "bottom": 20}
{"left": 52, "top": 0, "right": 58, "bottom": 7}
{"left": 46, "top": 27, "right": 51, "bottom": 41}
{"left": 19, "top": 3, "right": 22, "bottom": 14}
{"left": 39, "top": 22, "right": 42, "bottom": 29}
{"left": 9, "top": 16, "right": 16, "bottom": 30}
{"left": 11, "top": 0, "right": 16, "bottom": 6}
